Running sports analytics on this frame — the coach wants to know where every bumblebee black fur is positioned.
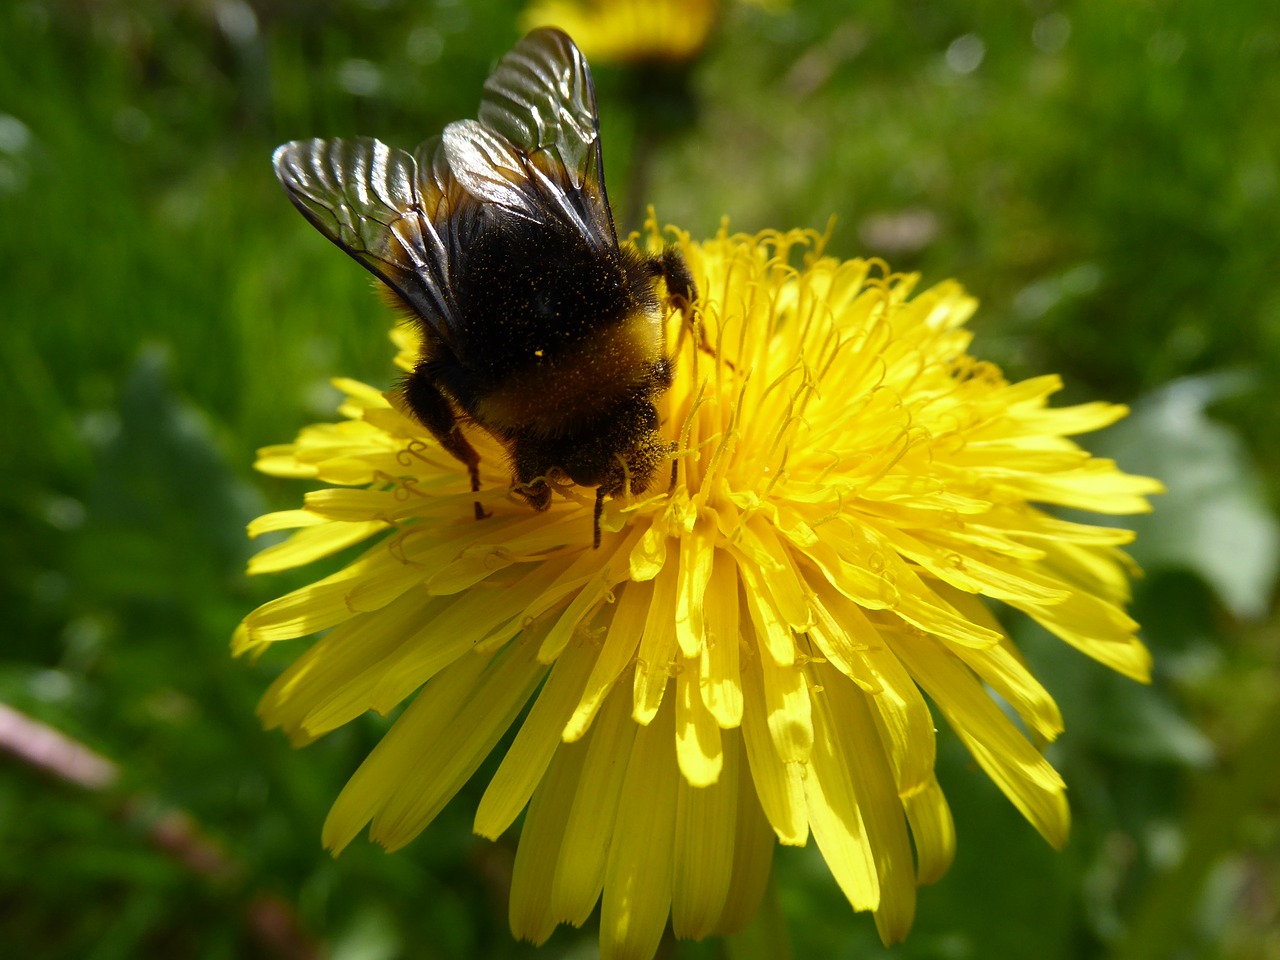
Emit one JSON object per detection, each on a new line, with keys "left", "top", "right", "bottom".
{"left": 272, "top": 28, "right": 696, "bottom": 547}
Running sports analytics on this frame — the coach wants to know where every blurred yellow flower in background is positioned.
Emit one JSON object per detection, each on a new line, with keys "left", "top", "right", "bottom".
{"left": 520, "top": 0, "right": 788, "bottom": 65}
{"left": 236, "top": 221, "right": 1161, "bottom": 959}
{"left": 521, "top": 0, "right": 720, "bottom": 64}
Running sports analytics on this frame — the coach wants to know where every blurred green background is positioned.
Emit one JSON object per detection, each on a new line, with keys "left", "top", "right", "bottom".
{"left": 2, "top": 0, "right": 1278, "bottom": 957}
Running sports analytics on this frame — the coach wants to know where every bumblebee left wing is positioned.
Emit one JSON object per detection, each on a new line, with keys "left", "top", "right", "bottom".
{"left": 272, "top": 136, "right": 476, "bottom": 349}
{"left": 442, "top": 27, "right": 619, "bottom": 253}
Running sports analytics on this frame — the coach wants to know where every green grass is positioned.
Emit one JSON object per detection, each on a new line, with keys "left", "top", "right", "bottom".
{"left": 3, "top": 0, "right": 1279, "bottom": 957}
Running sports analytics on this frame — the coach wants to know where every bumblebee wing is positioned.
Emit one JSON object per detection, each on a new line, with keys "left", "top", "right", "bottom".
{"left": 272, "top": 136, "right": 476, "bottom": 347}
{"left": 443, "top": 27, "right": 618, "bottom": 251}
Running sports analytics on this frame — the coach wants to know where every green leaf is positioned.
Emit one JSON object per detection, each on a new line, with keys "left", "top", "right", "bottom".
{"left": 1091, "top": 373, "right": 1280, "bottom": 620}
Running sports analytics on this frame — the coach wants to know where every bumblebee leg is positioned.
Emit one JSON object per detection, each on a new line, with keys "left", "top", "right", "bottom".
{"left": 658, "top": 245, "right": 698, "bottom": 321}
{"left": 654, "top": 246, "right": 726, "bottom": 364}
{"left": 510, "top": 441, "right": 554, "bottom": 512}
{"left": 593, "top": 487, "right": 606, "bottom": 550}
{"left": 403, "top": 369, "right": 488, "bottom": 520}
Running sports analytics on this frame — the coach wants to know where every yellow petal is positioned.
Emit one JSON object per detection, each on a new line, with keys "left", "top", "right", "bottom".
{"left": 671, "top": 727, "right": 739, "bottom": 938}
{"left": 322, "top": 637, "right": 546, "bottom": 855}
{"left": 248, "top": 519, "right": 388, "bottom": 575}
{"left": 246, "top": 509, "right": 324, "bottom": 538}
{"left": 739, "top": 645, "right": 808, "bottom": 845}
{"left": 633, "top": 557, "right": 680, "bottom": 723}
{"left": 1048, "top": 539, "right": 1138, "bottom": 602}
{"left": 565, "top": 579, "right": 651, "bottom": 741}
{"left": 713, "top": 743, "right": 777, "bottom": 934}
{"left": 474, "top": 640, "right": 598, "bottom": 839}
{"left": 1002, "top": 459, "right": 1163, "bottom": 514}
{"left": 600, "top": 697, "right": 678, "bottom": 960}
{"left": 803, "top": 527, "right": 1002, "bottom": 649}
{"left": 629, "top": 511, "right": 669, "bottom": 581}
{"left": 675, "top": 662, "right": 723, "bottom": 787}
{"left": 472, "top": 554, "right": 581, "bottom": 655}
{"left": 808, "top": 586, "right": 931, "bottom": 798}
{"left": 331, "top": 376, "right": 390, "bottom": 408}
{"left": 937, "top": 585, "right": 1064, "bottom": 741}
{"left": 253, "top": 445, "right": 318, "bottom": 478}
{"left": 257, "top": 587, "right": 437, "bottom": 740}
{"left": 813, "top": 658, "right": 916, "bottom": 944}
{"left": 509, "top": 737, "right": 587, "bottom": 945}
{"left": 1019, "top": 591, "right": 1152, "bottom": 682}
{"left": 242, "top": 551, "right": 378, "bottom": 643}
{"left": 745, "top": 519, "right": 813, "bottom": 629}
{"left": 903, "top": 774, "right": 955, "bottom": 885}
{"left": 674, "top": 513, "right": 717, "bottom": 658}
{"left": 301, "top": 487, "right": 414, "bottom": 521}
{"left": 806, "top": 577, "right": 883, "bottom": 694}
{"left": 891, "top": 630, "right": 1069, "bottom": 848}
{"left": 873, "top": 522, "right": 1071, "bottom": 607}
{"left": 756, "top": 638, "right": 812, "bottom": 765}
{"left": 538, "top": 525, "right": 643, "bottom": 662}
{"left": 320, "top": 646, "right": 489, "bottom": 853}
{"left": 365, "top": 559, "right": 573, "bottom": 717}
{"left": 552, "top": 688, "right": 637, "bottom": 926}
{"left": 738, "top": 557, "right": 796, "bottom": 666}
{"left": 857, "top": 634, "right": 936, "bottom": 797}
{"left": 700, "top": 550, "right": 744, "bottom": 727}
{"left": 803, "top": 673, "right": 879, "bottom": 913}
{"left": 1016, "top": 399, "right": 1132, "bottom": 438}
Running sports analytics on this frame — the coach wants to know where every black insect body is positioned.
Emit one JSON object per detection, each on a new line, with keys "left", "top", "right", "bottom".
{"left": 272, "top": 29, "right": 696, "bottom": 546}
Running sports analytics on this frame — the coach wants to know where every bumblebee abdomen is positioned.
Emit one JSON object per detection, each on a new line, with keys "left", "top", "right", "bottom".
{"left": 474, "top": 308, "right": 667, "bottom": 437}
{"left": 436, "top": 215, "right": 667, "bottom": 437}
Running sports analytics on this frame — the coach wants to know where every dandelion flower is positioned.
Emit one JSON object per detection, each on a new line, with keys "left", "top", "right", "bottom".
{"left": 236, "top": 221, "right": 1162, "bottom": 957}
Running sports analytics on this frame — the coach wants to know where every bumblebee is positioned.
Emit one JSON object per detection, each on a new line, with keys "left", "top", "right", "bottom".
{"left": 273, "top": 28, "right": 695, "bottom": 547}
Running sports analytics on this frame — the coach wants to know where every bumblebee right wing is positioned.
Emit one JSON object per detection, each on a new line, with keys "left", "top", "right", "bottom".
{"left": 442, "top": 28, "right": 619, "bottom": 255}
{"left": 272, "top": 136, "right": 476, "bottom": 350}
